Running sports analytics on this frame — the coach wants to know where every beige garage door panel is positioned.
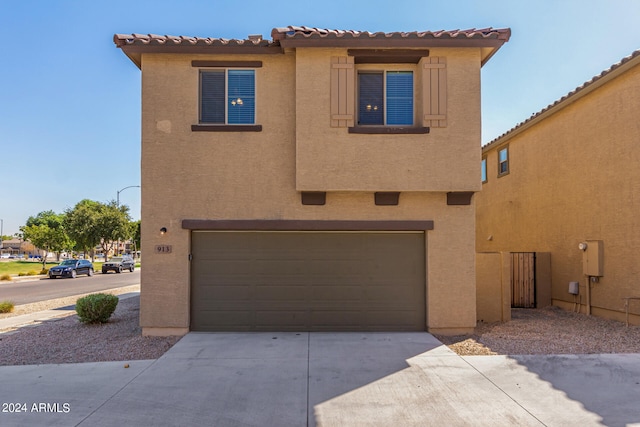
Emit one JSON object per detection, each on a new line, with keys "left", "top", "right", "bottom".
{"left": 191, "top": 231, "right": 426, "bottom": 331}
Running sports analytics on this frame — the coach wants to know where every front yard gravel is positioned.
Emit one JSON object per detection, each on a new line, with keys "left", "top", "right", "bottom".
{"left": 435, "top": 306, "right": 640, "bottom": 355}
{"left": 0, "top": 288, "right": 180, "bottom": 366}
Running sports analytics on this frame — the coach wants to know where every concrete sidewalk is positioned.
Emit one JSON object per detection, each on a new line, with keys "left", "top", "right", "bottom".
{"left": 1, "top": 332, "right": 639, "bottom": 426}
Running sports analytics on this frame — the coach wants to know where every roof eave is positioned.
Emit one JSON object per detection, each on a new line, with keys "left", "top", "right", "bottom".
{"left": 114, "top": 29, "right": 511, "bottom": 68}
{"left": 278, "top": 36, "right": 507, "bottom": 49}
{"left": 276, "top": 35, "right": 508, "bottom": 67}
{"left": 113, "top": 34, "right": 283, "bottom": 68}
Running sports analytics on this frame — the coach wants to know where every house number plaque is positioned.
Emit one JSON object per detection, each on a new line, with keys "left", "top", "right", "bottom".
{"left": 155, "top": 245, "right": 172, "bottom": 254}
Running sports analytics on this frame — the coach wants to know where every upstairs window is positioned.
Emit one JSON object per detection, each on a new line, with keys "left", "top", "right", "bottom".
{"left": 200, "top": 70, "right": 255, "bottom": 125}
{"left": 498, "top": 146, "right": 509, "bottom": 176}
{"left": 357, "top": 71, "right": 413, "bottom": 126}
{"left": 481, "top": 157, "right": 487, "bottom": 183}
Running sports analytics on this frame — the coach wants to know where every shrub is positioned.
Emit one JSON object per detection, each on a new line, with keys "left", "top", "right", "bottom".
{"left": 0, "top": 301, "right": 14, "bottom": 313}
{"left": 75, "top": 294, "right": 119, "bottom": 324}
{"left": 26, "top": 270, "right": 38, "bottom": 276}
{"left": 40, "top": 268, "right": 49, "bottom": 275}
{"left": 0, "top": 274, "right": 11, "bottom": 281}
{"left": 18, "top": 272, "right": 26, "bottom": 277}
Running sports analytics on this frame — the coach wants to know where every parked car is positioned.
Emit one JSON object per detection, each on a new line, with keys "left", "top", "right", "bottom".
{"left": 48, "top": 259, "right": 95, "bottom": 279}
{"left": 102, "top": 255, "right": 135, "bottom": 274}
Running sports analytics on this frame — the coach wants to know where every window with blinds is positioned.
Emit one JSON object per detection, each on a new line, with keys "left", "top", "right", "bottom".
{"left": 386, "top": 71, "right": 413, "bottom": 125}
{"left": 498, "top": 146, "right": 509, "bottom": 176}
{"left": 358, "top": 72, "right": 383, "bottom": 125}
{"left": 200, "top": 70, "right": 255, "bottom": 125}
{"left": 357, "top": 71, "right": 413, "bottom": 126}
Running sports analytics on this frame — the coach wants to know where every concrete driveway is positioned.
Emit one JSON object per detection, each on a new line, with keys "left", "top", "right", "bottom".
{"left": 1, "top": 332, "right": 640, "bottom": 426}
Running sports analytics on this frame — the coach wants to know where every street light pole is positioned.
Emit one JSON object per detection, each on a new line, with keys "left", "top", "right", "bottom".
{"left": 117, "top": 185, "right": 140, "bottom": 207}
{"left": 115, "top": 185, "right": 140, "bottom": 256}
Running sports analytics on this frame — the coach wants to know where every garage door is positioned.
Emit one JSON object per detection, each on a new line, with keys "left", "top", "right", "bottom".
{"left": 191, "top": 231, "right": 426, "bottom": 331}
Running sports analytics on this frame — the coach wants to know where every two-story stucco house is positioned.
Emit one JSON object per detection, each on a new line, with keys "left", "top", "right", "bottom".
{"left": 114, "top": 26, "right": 510, "bottom": 336}
{"left": 477, "top": 49, "right": 640, "bottom": 326}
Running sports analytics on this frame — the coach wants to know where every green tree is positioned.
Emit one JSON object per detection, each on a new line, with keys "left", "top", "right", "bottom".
{"left": 130, "top": 220, "right": 141, "bottom": 259}
{"left": 96, "top": 202, "right": 132, "bottom": 258}
{"left": 64, "top": 200, "right": 133, "bottom": 261}
{"left": 20, "top": 210, "right": 72, "bottom": 267}
{"left": 64, "top": 200, "right": 102, "bottom": 260}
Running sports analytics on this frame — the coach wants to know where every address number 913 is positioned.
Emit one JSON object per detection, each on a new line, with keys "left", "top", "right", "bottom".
{"left": 155, "top": 245, "right": 172, "bottom": 254}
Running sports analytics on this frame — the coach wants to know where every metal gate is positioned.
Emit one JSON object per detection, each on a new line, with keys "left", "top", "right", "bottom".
{"left": 511, "top": 252, "right": 536, "bottom": 308}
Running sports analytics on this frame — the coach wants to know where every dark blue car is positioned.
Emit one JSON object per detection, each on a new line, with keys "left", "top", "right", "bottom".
{"left": 48, "top": 259, "right": 94, "bottom": 279}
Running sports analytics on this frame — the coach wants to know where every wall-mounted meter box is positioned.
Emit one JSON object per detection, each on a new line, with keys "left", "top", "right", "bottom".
{"left": 582, "top": 240, "right": 604, "bottom": 277}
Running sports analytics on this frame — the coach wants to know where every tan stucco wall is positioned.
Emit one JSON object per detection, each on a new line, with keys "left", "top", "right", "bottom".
{"left": 535, "top": 252, "right": 552, "bottom": 308}
{"left": 476, "top": 252, "right": 511, "bottom": 323}
{"left": 477, "top": 60, "right": 640, "bottom": 325}
{"left": 295, "top": 48, "right": 482, "bottom": 192}
{"left": 138, "top": 47, "right": 484, "bottom": 335}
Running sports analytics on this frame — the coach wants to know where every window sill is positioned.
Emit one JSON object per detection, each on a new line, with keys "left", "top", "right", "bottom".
{"left": 191, "top": 124, "right": 262, "bottom": 132}
{"left": 348, "top": 126, "right": 429, "bottom": 134}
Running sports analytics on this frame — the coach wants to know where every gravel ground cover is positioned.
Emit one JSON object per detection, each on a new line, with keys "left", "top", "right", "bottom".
{"left": 1, "top": 292, "right": 640, "bottom": 365}
{"left": 0, "top": 288, "right": 180, "bottom": 366}
{"left": 435, "top": 306, "right": 640, "bottom": 355}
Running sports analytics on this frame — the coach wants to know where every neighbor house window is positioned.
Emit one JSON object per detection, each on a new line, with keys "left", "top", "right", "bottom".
{"left": 481, "top": 157, "right": 487, "bottom": 183}
{"left": 358, "top": 71, "right": 413, "bottom": 126}
{"left": 200, "top": 70, "right": 255, "bottom": 124}
{"left": 498, "top": 146, "right": 509, "bottom": 176}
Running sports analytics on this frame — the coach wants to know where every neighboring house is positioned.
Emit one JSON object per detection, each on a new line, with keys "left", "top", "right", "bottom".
{"left": 0, "top": 238, "right": 37, "bottom": 256}
{"left": 477, "top": 50, "right": 640, "bottom": 325}
{"left": 114, "top": 26, "right": 510, "bottom": 336}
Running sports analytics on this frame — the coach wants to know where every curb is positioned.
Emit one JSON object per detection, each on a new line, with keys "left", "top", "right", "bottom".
{"left": 2, "top": 267, "right": 141, "bottom": 283}
{"left": 1, "top": 274, "right": 47, "bottom": 283}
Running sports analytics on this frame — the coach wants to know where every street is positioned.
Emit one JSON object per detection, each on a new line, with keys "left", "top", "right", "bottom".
{"left": 0, "top": 270, "right": 140, "bottom": 305}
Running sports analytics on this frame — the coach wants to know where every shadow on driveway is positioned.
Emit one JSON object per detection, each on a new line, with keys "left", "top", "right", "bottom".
{"left": 466, "top": 353, "right": 640, "bottom": 427}
{"left": 79, "top": 332, "right": 544, "bottom": 426}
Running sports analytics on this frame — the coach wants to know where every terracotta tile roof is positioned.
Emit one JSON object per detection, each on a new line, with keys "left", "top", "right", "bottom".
{"left": 114, "top": 26, "right": 510, "bottom": 68}
{"left": 271, "top": 26, "right": 511, "bottom": 42}
{"left": 483, "top": 48, "right": 640, "bottom": 150}
{"left": 114, "top": 27, "right": 511, "bottom": 48}
{"left": 113, "top": 33, "right": 273, "bottom": 48}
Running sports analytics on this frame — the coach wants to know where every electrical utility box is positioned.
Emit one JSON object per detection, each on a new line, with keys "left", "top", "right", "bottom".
{"left": 582, "top": 240, "right": 604, "bottom": 276}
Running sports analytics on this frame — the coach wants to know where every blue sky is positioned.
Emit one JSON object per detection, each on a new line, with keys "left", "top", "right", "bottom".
{"left": 1, "top": 0, "right": 639, "bottom": 236}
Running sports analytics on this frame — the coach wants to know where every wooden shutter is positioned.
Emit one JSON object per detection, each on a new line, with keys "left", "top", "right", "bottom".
{"left": 422, "top": 57, "right": 447, "bottom": 128}
{"left": 330, "top": 56, "right": 354, "bottom": 127}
